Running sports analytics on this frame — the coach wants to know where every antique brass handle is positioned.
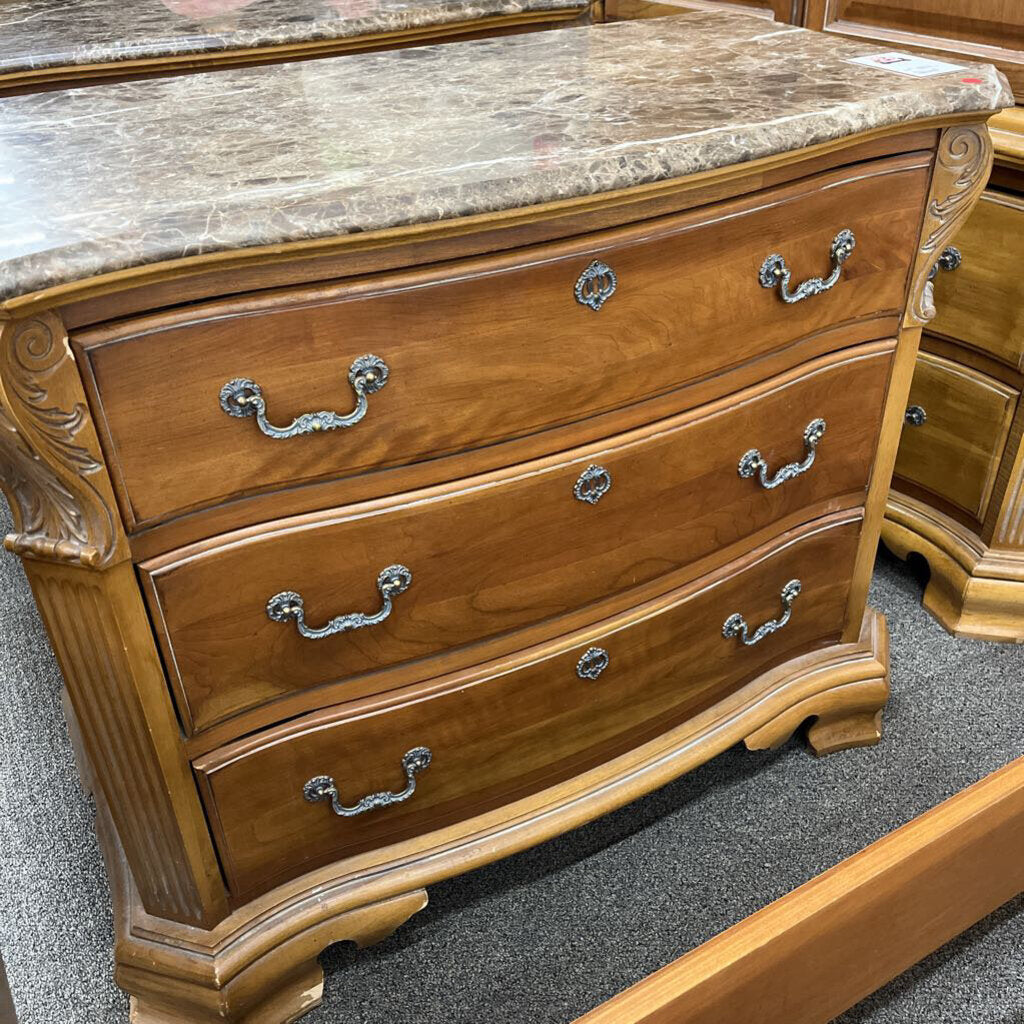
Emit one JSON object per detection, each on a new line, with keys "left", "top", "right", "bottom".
{"left": 304, "top": 747, "right": 432, "bottom": 818}
{"left": 759, "top": 230, "right": 855, "bottom": 303}
{"left": 905, "top": 405, "right": 927, "bottom": 427}
{"left": 722, "top": 579, "right": 802, "bottom": 647}
{"left": 266, "top": 564, "right": 412, "bottom": 640}
{"left": 219, "top": 354, "right": 388, "bottom": 439}
{"left": 738, "top": 419, "right": 826, "bottom": 490}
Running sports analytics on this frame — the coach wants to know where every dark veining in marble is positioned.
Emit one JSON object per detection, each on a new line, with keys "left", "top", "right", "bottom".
{"left": 0, "top": 13, "right": 1013, "bottom": 302}
{"left": 0, "top": 0, "right": 589, "bottom": 75}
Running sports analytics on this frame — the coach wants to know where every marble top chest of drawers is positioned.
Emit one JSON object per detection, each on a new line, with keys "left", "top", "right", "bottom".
{"left": 0, "top": 13, "right": 1010, "bottom": 1022}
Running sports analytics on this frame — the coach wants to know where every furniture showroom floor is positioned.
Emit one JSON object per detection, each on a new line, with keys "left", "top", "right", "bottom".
{"left": 1, "top": 497, "right": 1022, "bottom": 1024}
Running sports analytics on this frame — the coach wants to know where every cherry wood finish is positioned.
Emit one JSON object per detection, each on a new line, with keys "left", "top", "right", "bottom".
{"left": 91, "top": 604, "right": 888, "bottom": 1022}
{"left": 77, "top": 157, "right": 927, "bottom": 531}
{"left": 893, "top": 350, "right": 1018, "bottom": 523}
{"left": 929, "top": 189, "right": 1024, "bottom": 370}
{"left": 196, "top": 515, "right": 862, "bottom": 897}
{"left": 574, "top": 754, "right": 1024, "bottom": 1024}
{"left": 0, "top": 120, "right": 996, "bottom": 1021}
{"left": 144, "top": 344, "right": 892, "bottom": 734}
{"left": 803, "top": 0, "right": 1023, "bottom": 99}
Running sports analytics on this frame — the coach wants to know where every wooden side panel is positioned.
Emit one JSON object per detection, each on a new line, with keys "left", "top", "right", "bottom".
{"left": 22, "top": 559, "right": 228, "bottom": 927}
{"left": 931, "top": 190, "right": 1024, "bottom": 370}
{"left": 992, "top": 434, "right": 1024, "bottom": 548}
{"left": 894, "top": 351, "right": 1018, "bottom": 522}
{"left": 573, "top": 755, "right": 1024, "bottom": 1024}
{"left": 803, "top": 0, "right": 1024, "bottom": 98}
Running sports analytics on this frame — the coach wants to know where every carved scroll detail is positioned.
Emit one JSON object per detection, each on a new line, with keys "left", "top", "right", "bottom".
{"left": 0, "top": 312, "right": 126, "bottom": 568}
{"left": 905, "top": 123, "right": 993, "bottom": 328}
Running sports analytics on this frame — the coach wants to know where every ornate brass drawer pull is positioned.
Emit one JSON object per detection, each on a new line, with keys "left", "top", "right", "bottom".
{"left": 220, "top": 354, "right": 389, "bottom": 439}
{"left": 905, "top": 405, "right": 927, "bottom": 427}
{"left": 304, "top": 747, "right": 432, "bottom": 818}
{"left": 759, "top": 230, "right": 855, "bottom": 303}
{"left": 574, "top": 464, "right": 612, "bottom": 504}
{"left": 739, "top": 419, "right": 826, "bottom": 490}
{"left": 266, "top": 564, "right": 412, "bottom": 640}
{"left": 722, "top": 579, "right": 802, "bottom": 647}
{"left": 576, "top": 647, "right": 610, "bottom": 680}
{"left": 574, "top": 260, "right": 617, "bottom": 311}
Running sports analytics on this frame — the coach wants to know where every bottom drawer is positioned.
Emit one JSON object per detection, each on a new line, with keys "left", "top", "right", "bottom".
{"left": 894, "top": 350, "right": 1018, "bottom": 522}
{"left": 196, "top": 513, "right": 862, "bottom": 898}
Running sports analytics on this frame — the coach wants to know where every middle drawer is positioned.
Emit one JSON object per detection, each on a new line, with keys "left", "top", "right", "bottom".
{"left": 143, "top": 342, "right": 893, "bottom": 734}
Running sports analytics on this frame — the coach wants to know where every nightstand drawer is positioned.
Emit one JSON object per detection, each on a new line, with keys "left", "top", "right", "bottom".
{"left": 78, "top": 156, "right": 927, "bottom": 530}
{"left": 143, "top": 343, "right": 892, "bottom": 734}
{"left": 194, "top": 512, "right": 862, "bottom": 898}
{"left": 894, "top": 350, "right": 1018, "bottom": 522}
{"left": 931, "top": 190, "right": 1024, "bottom": 370}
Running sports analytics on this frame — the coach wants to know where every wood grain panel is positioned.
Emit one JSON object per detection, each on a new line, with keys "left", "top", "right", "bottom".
{"left": 144, "top": 344, "right": 891, "bottom": 734}
{"left": 894, "top": 350, "right": 1018, "bottom": 521}
{"left": 931, "top": 190, "right": 1024, "bottom": 370}
{"left": 194, "top": 514, "right": 862, "bottom": 898}
{"left": 78, "top": 158, "right": 928, "bottom": 531}
{"left": 803, "top": 0, "right": 1024, "bottom": 98}
{"left": 573, "top": 755, "right": 1024, "bottom": 1024}
{"left": 22, "top": 560, "right": 228, "bottom": 927}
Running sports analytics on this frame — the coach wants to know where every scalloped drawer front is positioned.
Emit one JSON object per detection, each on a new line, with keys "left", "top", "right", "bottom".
{"left": 143, "top": 343, "right": 892, "bottom": 735}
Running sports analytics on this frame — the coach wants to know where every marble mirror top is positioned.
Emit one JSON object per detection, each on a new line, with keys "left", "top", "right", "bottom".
{"left": 0, "top": 12, "right": 1012, "bottom": 302}
{"left": 0, "top": 0, "right": 590, "bottom": 77}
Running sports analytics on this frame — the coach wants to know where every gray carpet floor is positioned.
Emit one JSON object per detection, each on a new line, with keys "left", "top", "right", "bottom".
{"left": 1, "top": 492, "right": 1022, "bottom": 1024}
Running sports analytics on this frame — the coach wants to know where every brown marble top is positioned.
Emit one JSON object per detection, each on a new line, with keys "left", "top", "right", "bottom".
{"left": 0, "top": 0, "right": 589, "bottom": 77}
{"left": 0, "top": 12, "right": 1012, "bottom": 302}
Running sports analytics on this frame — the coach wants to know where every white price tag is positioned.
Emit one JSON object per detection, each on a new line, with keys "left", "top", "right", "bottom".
{"left": 846, "top": 52, "right": 968, "bottom": 78}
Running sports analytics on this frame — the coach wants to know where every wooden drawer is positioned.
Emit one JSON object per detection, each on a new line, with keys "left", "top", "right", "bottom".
{"left": 79, "top": 155, "right": 928, "bottom": 530}
{"left": 194, "top": 513, "right": 862, "bottom": 898}
{"left": 931, "top": 190, "right": 1024, "bottom": 370}
{"left": 144, "top": 344, "right": 892, "bottom": 734}
{"left": 894, "top": 350, "right": 1018, "bottom": 522}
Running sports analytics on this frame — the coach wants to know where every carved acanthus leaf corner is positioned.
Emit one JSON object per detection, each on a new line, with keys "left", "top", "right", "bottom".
{"left": 0, "top": 311, "right": 127, "bottom": 568}
{"left": 905, "top": 122, "right": 994, "bottom": 328}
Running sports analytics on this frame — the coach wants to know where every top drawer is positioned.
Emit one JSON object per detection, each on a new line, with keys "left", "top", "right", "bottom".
{"left": 931, "top": 189, "right": 1024, "bottom": 370}
{"left": 76, "top": 155, "right": 929, "bottom": 530}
